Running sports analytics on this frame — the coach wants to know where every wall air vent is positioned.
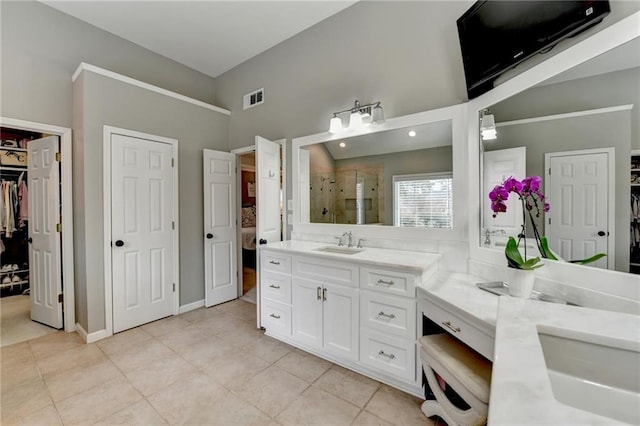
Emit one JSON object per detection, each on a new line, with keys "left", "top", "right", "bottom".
{"left": 243, "top": 88, "right": 264, "bottom": 110}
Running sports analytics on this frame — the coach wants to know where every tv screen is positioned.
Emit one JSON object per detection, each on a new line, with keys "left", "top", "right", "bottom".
{"left": 457, "top": 1, "right": 610, "bottom": 99}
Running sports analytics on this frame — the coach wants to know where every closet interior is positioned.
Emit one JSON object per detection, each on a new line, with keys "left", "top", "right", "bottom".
{"left": 240, "top": 152, "right": 257, "bottom": 303}
{"left": 0, "top": 127, "right": 41, "bottom": 297}
{"left": 631, "top": 151, "right": 640, "bottom": 275}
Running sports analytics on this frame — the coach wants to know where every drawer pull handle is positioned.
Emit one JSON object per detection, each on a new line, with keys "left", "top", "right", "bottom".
{"left": 378, "top": 311, "right": 396, "bottom": 320}
{"left": 269, "top": 284, "right": 281, "bottom": 289}
{"left": 378, "top": 350, "right": 395, "bottom": 360}
{"left": 442, "top": 321, "right": 461, "bottom": 333}
{"left": 317, "top": 287, "right": 322, "bottom": 300}
{"left": 269, "top": 313, "right": 281, "bottom": 319}
{"left": 377, "top": 279, "right": 395, "bottom": 286}
{"left": 269, "top": 260, "right": 281, "bottom": 265}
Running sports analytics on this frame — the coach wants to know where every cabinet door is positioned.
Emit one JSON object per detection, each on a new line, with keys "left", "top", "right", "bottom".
{"left": 323, "top": 282, "right": 359, "bottom": 361}
{"left": 292, "top": 277, "right": 323, "bottom": 349}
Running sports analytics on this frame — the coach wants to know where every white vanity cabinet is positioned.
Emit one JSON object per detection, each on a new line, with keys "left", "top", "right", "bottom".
{"left": 260, "top": 252, "right": 293, "bottom": 337}
{"left": 359, "top": 267, "right": 418, "bottom": 383}
{"left": 292, "top": 256, "right": 359, "bottom": 361}
{"left": 259, "top": 243, "right": 440, "bottom": 397}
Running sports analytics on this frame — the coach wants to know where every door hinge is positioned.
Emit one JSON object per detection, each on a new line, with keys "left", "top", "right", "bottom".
{"left": 58, "top": 294, "right": 63, "bottom": 303}
{"left": 55, "top": 152, "right": 61, "bottom": 162}
{"left": 548, "top": 218, "right": 551, "bottom": 225}
{"left": 56, "top": 223, "right": 62, "bottom": 232}
{"left": 548, "top": 167, "right": 551, "bottom": 175}
{"left": 172, "top": 158, "right": 175, "bottom": 167}
{"left": 172, "top": 283, "right": 176, "bottom": 292}
{"left": 172, "top": 221, "right": 175, "bottom": 230}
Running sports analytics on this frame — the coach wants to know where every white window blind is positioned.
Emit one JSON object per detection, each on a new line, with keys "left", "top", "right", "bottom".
{"left": 393, "top": 173, "right": 453, "bottom": 228}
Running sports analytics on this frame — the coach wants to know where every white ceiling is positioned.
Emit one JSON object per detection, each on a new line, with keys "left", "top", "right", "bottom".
{"left": 42, "top": 0, "right": 357, "bottom": 78}
{"left": 321, "top": 120, "right": 453, "bottom": 160}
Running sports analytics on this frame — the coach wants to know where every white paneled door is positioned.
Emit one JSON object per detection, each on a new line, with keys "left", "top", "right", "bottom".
{"left": 111, "top": 134, "right": 175, "bottom": 333}
{"left": 28, "top": 136, "right": 63, "bottom": 328}
{"left": 256, "top": 136, "right": 283, "bottom": 328}
{"left": 483, "top": 147, "right": 526, "bottom": 236}
{"left": 203, "top": 149, "right": 237, "bottom": 307}
{"left": 546, "top": 151, "right": 610, "bottom": 269}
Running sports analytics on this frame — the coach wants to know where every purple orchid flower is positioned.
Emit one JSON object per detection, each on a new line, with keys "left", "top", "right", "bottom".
{"left": 503, "top": 177, "right": 523, "bottom": 193}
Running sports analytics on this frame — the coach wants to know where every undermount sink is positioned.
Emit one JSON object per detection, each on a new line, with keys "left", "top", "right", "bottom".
{"left": 313, "top": 246, "right": 364, "bottom": 255}
{"left": 537, "top": 325, "right": 640, "bottom": 424}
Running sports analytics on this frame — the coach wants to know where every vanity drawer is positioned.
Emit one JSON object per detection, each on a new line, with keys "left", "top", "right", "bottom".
{"left": 293, "top": 256, "right": 359, "bottom": 288}
{"left": 360, "top": 267, "right": 416, "bottom": 297}
{"left": 261, "top": 252, "right": 292, "bottom": 275}
{"left": 360, "top": 291, "right": 416, "bottom": 339}
{"left": 422, "top": 298, "right": 494, "bottom": 360}
{"left": 261, "top": 272, "right": 292, "bottom": 304}
{"left": 261, "top": 300, "right": 292, "bottom": 337}
{"left": 360, "top": 328, "right": 415, "bottom": 382}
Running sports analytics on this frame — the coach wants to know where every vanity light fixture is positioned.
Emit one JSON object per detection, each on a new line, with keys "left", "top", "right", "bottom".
{"left": 480, "top": 110, "right": 497, "bottom": 141}
{"left": 408, "top": 130, "right": 417, "bottom": 137}
{"left": 328, "top": 100, "right": 385, "bottom": 133}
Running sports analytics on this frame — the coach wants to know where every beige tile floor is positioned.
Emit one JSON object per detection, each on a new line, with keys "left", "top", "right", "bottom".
{"left": 1, "top": 294, "right": 58, "bottom": 348}
{"left": 1, "top": 299, "right": 439, "bottom": 425}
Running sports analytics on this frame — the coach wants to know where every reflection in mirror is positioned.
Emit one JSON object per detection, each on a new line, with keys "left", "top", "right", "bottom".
{"left": 480, "top": 37, "right": 639, "bottom": 275}
{"left": 301, "top": 120, "right": 453, "bottom": 227}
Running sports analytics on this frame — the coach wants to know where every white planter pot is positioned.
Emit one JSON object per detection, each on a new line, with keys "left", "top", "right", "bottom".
{"left": 507, "top": 268, "right": 535, "bottom": 298}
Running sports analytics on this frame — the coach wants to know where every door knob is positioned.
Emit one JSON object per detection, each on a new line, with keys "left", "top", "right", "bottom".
{"left": 27, "top": 237, "right": 33, "bottom": 244}
{"left": 206, "top": 233, "right": 214, "bottom": 239}
{"left": 259, "top": 238, "right": 267, "bottom": 245}
{"left": 597, "top": 231, "right": 607, "bottom": 237}
{"left": 115, "top": 240, "right": 125, "bottom": 247}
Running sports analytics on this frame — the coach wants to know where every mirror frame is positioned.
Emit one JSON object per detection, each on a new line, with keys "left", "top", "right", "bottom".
{"left": 292, "top": 103, "right": 467, "bottom": 242}
{"left": 467, "top": 11, "right": 640, "bottom": 298}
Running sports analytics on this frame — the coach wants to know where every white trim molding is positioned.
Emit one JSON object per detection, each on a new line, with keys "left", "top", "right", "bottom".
{"left": 0, "top": 116, "right": 76, "bottom": 333}
{"left": 73, "top": 63, "right": 230, "bottom": 115}
{"left": 103, "top": 126, "right": 181, "bottom": 337}
{"left": 497, "top": 104, "right": 634, "bottom": 128}
{"left": 179, "top": 299, "right": 205, "bottom": 314}
{"left": 75, "top": 323, "right": 108, "bottom": 344}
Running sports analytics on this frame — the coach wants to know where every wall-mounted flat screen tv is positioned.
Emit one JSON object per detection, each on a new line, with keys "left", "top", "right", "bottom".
{"left": 457, "top": 0, "right": 610, "bottom": 99}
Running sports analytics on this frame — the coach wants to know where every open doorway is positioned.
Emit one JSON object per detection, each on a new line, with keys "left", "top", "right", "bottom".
{"left": 239, "top": 152, "right": 257, "bottom": 303}
{"left": 1, "top": 126, "right": 60, "bottom": 346}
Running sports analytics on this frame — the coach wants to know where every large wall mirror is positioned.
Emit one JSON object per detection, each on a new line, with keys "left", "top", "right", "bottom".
{"left": 293, "top": 104, "right": 466, "bottom": 241}
{"left": 469, "top": 11, "right": 640, "bottom": 289}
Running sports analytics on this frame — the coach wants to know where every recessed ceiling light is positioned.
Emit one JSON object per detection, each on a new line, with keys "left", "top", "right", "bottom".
{"left": 408, "top": 130, "right": 416, "bottom": 137}
{"left": 339, "top": 142, "right": 346, "bottom": 148}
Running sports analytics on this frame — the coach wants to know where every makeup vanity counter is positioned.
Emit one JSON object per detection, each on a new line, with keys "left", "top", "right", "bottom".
{"left": 417, "top": 273, "right": 640, "bottom": 425}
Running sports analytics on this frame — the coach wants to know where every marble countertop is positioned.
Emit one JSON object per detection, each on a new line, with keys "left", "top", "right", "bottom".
{"left": 490, "top": 297, "right": 639, "bottom": 425}
{"left": 418, "top": 273, "right": 640, "bottom": 425}
{"left": 260, "top": 240, "right": 441, "bottom": 272}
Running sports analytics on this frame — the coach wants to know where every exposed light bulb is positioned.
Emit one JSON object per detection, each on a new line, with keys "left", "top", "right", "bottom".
{"left": 408, "top": 130, "right": 417, "bottom": 137}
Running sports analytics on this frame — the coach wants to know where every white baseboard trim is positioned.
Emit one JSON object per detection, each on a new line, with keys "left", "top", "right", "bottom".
{"left": 75, "top": 323, "right": 109, "bottom": 344}
{"left": 179, "top": 299, "right": 205, "bottom": 314}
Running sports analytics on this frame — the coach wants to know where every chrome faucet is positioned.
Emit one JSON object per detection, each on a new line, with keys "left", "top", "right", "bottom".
{"left": 338, "top": 231, "right": 353, "bottom": 247}
{"left": 484, "top": 229, "right": 506, "bottom": 245}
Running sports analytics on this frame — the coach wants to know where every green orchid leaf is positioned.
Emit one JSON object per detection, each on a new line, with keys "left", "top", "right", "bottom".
{"left": 521, "top": 257, "right": 544, "bottom": 270}
{"left": 539, "top": 236, "right": 558, "bottom": 260}
{"left": 569, "top": 253, "right": 607, "bottom": 265}
{"left": 505, "top": 237, "right": 525, "bottom": 268}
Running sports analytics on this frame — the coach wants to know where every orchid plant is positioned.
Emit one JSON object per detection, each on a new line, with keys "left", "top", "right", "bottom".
{"left": 489, "top": 175, "right": 605, "bottom": 270}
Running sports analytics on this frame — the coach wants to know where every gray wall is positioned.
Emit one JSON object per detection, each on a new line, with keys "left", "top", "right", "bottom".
{"left": 491, "top": 68, "right": 640, "bottom": 149}
{"left": 74, "top": 71, "right": 228, "bottom": 333}
{"left": 487, "top": 111, "right": 631, "bottom": 272}
{"left": 1, "top": 1, "right": 217, "bottom": 128}
{"left": 215, "top": 1, "right": 473, "bottom": 149}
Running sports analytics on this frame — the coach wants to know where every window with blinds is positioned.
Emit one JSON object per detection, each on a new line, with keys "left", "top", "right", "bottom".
{"left": 393, "top": 173, "right": 453, "bottom": 228}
